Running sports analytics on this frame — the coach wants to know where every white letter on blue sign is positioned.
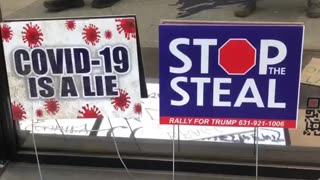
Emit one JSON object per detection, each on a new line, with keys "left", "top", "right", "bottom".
{"left": 268, "top": 79, "right": 286, "bottom": 108}
{"left": 193, "top": 39, "right": 217, "bottom": 74}
{"left": 234, "top": 79, "right": 264, "bottom": 107}
{"left": 169, "top": 38, "right": 192, "bottom": 74}
{"left": 191, "top": 77, "right": 211, "bottom": 106}
{"left": 259, "top": 40, "right": 287, "bottom": 75}
{"left": 213, "top": 78, "right": 231, "bottom": 107}
{"left": 170, "top": 77, "right": 190, "bottom": 106}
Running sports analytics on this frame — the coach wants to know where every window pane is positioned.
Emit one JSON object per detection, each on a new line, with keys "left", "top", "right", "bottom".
{"left": 0, "top": 0, "right": 319, "bottom": 178}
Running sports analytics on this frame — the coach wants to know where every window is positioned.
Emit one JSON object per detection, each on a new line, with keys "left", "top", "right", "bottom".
{"left": 0, "top": 0, "right": 319, "bottom": 179}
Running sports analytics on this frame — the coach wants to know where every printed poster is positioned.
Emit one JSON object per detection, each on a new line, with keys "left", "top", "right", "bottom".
{"left": 1, "top": 16, "right": 143, "bottom": 120}
{"left": 159, "top": 21, "right": 304, "bottom": 128}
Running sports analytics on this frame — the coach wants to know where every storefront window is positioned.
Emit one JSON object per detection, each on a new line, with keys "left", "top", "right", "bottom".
{"left": 0, "top": 0, "right": 320, "bottom": 179}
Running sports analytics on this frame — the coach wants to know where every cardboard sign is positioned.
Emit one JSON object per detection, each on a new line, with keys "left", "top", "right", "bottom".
{"left": 301, "top": 58, "right": 320, "bottom": 86}
{"left": 18, "top": 83, "right": 287, "bottom": 146}
{"left": 159, "top": 21, "right": 304, "bottom": 128}
{"left": 289, "top": 109, "right": 320, "bottom": 147}
{"left": 2, "top": 16, "right": 144, "bottom": 120}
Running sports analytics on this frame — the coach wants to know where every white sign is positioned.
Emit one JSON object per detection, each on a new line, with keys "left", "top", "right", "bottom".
{"left": 19, "top": 83, "right": 286, "bottom": 146}
{"left": 2, "top": 17, "right": 142, "bottom": 120}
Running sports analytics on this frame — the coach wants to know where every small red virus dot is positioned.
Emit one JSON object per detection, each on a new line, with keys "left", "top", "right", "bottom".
{"left": 36, "top": 109, "right": 44, "bottom": 118}
{"left": 11, "top": 101, "right": 26, "bottom": 121}
{"left": 105, "top": 30, "right": 112, "bottom": 40}
{"left": 82, "top": 24, "right": 101, "bottom": 46}
{"left": 22, "top": 22, "right": 44, "bottom": 48}
{"left": 65, "top": 20, "right": 76, "bottom": 31}
{"left": 78, "top": 104, "right": 103, "bottom": 119}
{"left": 112, "top": 89, "right": 131, "bottom": 111}
{"left": 133, "top": 103, "right": 142, "bottom": 115}
{"left": 116, "top": 18, "right": 136, "bottom": 40}
{"left": 1, "top": 24, "right": 13, "bottom": 42}
{"left": 45, "top": 99, "right": 60, "bottom": 115}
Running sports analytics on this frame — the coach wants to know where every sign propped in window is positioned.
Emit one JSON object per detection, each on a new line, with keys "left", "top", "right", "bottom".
{"left": 1, "top": 16, "right": 147, "bottom": 120}
{"left": 159, "top": 21, "right": 304, "bottom": 128}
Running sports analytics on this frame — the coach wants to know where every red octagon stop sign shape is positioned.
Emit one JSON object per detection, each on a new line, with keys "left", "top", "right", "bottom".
{"left": 219, "top": 39, "right": 256, "bottom": 75}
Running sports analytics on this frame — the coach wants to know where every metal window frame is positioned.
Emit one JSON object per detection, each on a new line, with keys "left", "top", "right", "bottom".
{"left": 0, "top": 34, "right": 17, "bottom": 163}
{"left": 0, "top": 4, "right": 17, "bottom": 163}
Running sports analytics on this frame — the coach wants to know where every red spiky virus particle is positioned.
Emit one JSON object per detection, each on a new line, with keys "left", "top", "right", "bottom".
{"left": 111, "top": 89, "right": 131, "bottom": 111}
{"left": 1, "top": 24, "right": 13, "bottom": 42}
{"left": 82, "top": 24, "right": 101, "bottom": 46}
{"left": 22, "top": 22, "right": 44, "bottom": 48}
{"left": 116, "top": 18, "right": 136, "bottom": 40}
{"left": 133, "top": 103, "right": 142, "bottom": 115}
{"left": 36, "top": 109, "right": 43, "bottom": 118}
{"left": 45, "top": 99, "right": 60, "bottom": 115}
{"left": 65, "top": 20, "right": 76, "bottom": 31}
{"left": 78, "top": 104, "right": 103, "bottom": 119}
{"left": 105, "top": 30, "right": 112, "bottom": 40}
{"left": 11, "top": 101, "right": 26, "bottom": 121}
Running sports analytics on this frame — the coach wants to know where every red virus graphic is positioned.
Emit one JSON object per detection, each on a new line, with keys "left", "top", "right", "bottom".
{"left": 133, "top": 103, "right": 142, "bottom": 115}
{"left": 78, "top": 104, "right": 103, "bottom": 119}
{"left": 36, "top": 109, "right": 44, "bottom": 118}
{"left": 1, "top": 24, "right": 13, "bottom": 42}
{"left": 65, "top": 20, "right": 76, "bottom": 31}
{"left": 112, "top": 89, "right": 131, "bottom": 111}
{"left": 22, "top": 22, "right": 44, "bottom": 48}
{"left": 116, "top": 18, "right": 136, "bottom": 40}
{"left": 11, "top": 101, "right": 26, "bottom": 121}
{"left": 82, "top": 24, "right": 101, "bottom": 46}
{"left": 45, "top": 99, "right": 60, "bottom": 115}
{"left": 105, "top": 30, "right": 112, "bottom": 40}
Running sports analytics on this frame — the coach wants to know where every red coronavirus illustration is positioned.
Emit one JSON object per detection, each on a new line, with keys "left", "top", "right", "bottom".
{"left": 116, "top": 18, "right": 136, "bottom": 40}
{"left": 82, "top": 24, "right": 101, "bottom": 46}
{"left": 22, "top": 22, "right": 44, "bottom": 48}
{"left": 11, "top": 101, "right": 26, "bottom": 121}
{"left": 1, "top": 24, "right": 13, "bottom": 42}
{"left": 133, "top": 103, "right": 142, "bottom": 115}
{"left": 105, "top": 30, "right": 112, "bottom": 40}
{"left": 112, "top": 89, "right": 131, "bottom": 111}
{"left": 45, "top": 99, "right": 60, "bottom": 115}
{"left": 65, "top": 20, "right": 76, "bottom": 31}
{"left": 78, "top": 104, "right": 103, "bottom": 119}
{"left": 36, "top": 109, "right": 43, "bottom": 118}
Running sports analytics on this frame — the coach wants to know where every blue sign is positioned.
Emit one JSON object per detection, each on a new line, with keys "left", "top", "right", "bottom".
{"left": 159, "top": 23, "right": 304, "bottom": 128}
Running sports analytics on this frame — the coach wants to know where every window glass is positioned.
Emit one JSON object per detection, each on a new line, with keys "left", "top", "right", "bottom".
{"left": 0, "top": 0, "right": 319, "bottom": 175}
